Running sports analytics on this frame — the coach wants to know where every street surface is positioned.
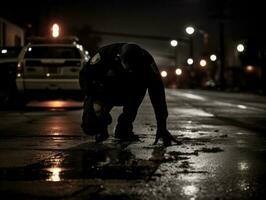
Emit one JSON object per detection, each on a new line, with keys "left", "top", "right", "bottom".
{"left": 0, "top": 89, "right": 266, "bottom": 199}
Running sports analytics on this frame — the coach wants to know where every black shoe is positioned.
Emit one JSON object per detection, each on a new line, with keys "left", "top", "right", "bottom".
{"left": 114, "top": 132, "right": 140, "bottom": 141}
{"left": 95, "top": 131, "right": 109, "bottom": 143}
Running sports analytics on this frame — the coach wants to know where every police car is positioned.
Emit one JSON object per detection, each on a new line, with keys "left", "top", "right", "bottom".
{"left": 16, "top": 37, "right": 89, "bottom": 95}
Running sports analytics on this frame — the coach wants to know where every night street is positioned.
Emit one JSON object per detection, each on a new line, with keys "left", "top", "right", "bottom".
{"left": 1, "top": 1, "right": 266, "bottom": 199}
{"left": 0, "top": 89, "right": 266, "bottom": 199}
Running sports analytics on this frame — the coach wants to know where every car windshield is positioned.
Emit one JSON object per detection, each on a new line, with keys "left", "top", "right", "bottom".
{"left": 0, "top": 47, "right": 22, "bottom": 59}
{"left": 24, "top": 46, "right": 81, "bottom": 59}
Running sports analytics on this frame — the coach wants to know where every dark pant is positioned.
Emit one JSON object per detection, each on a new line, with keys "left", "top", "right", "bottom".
{"left": 81, "top": 87, "right": 147, "bottom": 136}
{"left": 115, "top": 87, "right": 147, "bottom": 135}
{"left": 81, "top": 97, "right": 112, "bottom": 135}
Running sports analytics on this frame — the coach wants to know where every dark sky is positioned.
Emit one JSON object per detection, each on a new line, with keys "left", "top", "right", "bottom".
{"left": 1, "top": 0, "right": 266, "bottom": 66}
{"left": 2, "top": 0, "right": 264, "bottom": 35}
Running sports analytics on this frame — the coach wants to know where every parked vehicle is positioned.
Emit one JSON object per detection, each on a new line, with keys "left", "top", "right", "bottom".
{"left": 16, "top": 37, "right": 89, "bottom": 99}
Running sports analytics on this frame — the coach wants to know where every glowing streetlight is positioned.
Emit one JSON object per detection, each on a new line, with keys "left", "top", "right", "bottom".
{"left": 187, "top": 58, "right": 194, "bottom": 65}
{"left": 175, "top": 68, "right": 182, "bottom": 76}
{"left": 199, "top": 59, "right": 207, "bottom": 67}
{"left": 185, "top": 26, "right": 195, "bottom": 35}
{"left": 245, "top": 65, "right": 254, "bottom": 73}
{"left": 237, "top": 44, "right": 245, "bottom": 52}
{"left": 161, "top": 71, "right": 167, "bottom": 78}
{"left": 210, "top": 54, "right": 217, "bottom": 62}
{"left": 51, "top": 23, "right": 60, "bottom": 38}
{"left": 170, "top": 40, "right": 178, "bottom": 47}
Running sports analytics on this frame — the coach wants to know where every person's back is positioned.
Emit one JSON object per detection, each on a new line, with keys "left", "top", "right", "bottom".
{"left": 79, "top": 43, "right": 181, "bottom": 145}
{"left": 80, "top": 43, "right": 150, "bottom": 105}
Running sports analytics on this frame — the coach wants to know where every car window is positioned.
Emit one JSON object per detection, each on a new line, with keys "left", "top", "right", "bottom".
{"left": 24, "top": 46, "right": 81, "bottom": 59}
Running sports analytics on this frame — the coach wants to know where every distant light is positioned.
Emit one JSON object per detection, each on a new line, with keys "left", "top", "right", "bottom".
{"left": 47, "top": 100, "right": 65, "bottom": 108}
{"left": 1, "top": 49, "right": 7, "bottom": 54}
{"left": 85, "top": 50, "right": 89, "bottom": 55}
{"left": 245, "top": 65, "right": 254, "bottom": 72}
{"left": 17, "top": 73, "right": 21, "bottom": 77}
{"left": 185, "top": 26, "right": 195, "bottom": 35}
{"left": 27, "top": 100, "right": 83, "bottom": 109}
{"left": 175, "top": 68, "right": 182, "bottom": 76}
{"left": 199, "top": 59, "right": 207, "bottom": 67}
{"left": 170, "top": 40, "right": 178, "bottom": 47}
{"left": 187, "top": 58, "right": 194, "bottom": 65}
{"left": 161, "top": 71, "right": 167, "bottom": 77}
{"left": 28, "top": 47, "right": 32, "bottom": 52}
{"left": 46, "top": 73, "right": 51, "bottom": 77}
{"left": 210, "top": 54, "right": 217, "bottom": 61}
{"left": 237, "top": 105, "right": 247, "bottom": 109}
{"left": 51, "top": 23, "right": 60, "bottom": 38}
{"left": 17, "top": 63, "right": 22, "bottom": 69}
{"left": 237, "top": 44, "right": 245, "bottom": 52}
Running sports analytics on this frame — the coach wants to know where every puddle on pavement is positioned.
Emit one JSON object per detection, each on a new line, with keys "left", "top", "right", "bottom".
{"left": 0, "top": 143, "right": 161, "bottom": 181}
{"left": 0, "top": 136, "right": 225, "bottom": 182}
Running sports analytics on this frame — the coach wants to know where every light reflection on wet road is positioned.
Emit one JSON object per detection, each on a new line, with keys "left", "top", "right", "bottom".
{"left": 0, "top": 90, "right": 266, "bottom": 199}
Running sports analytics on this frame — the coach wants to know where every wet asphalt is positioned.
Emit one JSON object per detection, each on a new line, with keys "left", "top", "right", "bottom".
{"left": 0, "top": 89, "right": 266, "bottom": 199}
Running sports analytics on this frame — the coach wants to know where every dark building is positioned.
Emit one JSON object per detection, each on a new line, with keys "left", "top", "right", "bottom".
{"left": 0, "top": 17, "right": 24, "bottom": 47}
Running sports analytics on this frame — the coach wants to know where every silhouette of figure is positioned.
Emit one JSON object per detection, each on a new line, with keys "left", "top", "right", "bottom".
{"left": 79, "top": 43, "right": 181, "bottom": 146}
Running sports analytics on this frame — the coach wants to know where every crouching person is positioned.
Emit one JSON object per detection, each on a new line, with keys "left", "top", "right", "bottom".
{"left": 79, "top": 43, "right": 181, "bottom": 146}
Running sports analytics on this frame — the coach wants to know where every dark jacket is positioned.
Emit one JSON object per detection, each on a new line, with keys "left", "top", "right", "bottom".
{"left": 79, "top": 43, "right": 168, "bottom": 129}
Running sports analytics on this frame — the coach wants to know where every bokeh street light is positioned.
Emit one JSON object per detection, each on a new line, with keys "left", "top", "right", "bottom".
{"left": 210, "top": 54, "right": 217, "bottom": 62}
{"left": 161, "top": 71, "right": 167, "bottom": 78}
{"left": 175, "top": 68, "right": 182, "bottom": 76}
{"left": 185, "top": 26, "right": 195, "bottom": 35}
{"left": 170, "top": 40, "right": 178, "bottom": 47}
{"left": 199, "top": 59, "right": 207, "bottom": 67}
{"left": 245, "top": 65, "right": 255, "bottom": 73}
{"left": 187, "top": 58, "right": 194, "bottom": 65}
{"left": 237, "top": 43, "right": 245, "bottom": 52}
